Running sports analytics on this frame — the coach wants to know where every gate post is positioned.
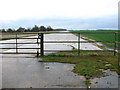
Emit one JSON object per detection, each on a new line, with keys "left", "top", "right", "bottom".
{"left": 78, "top": 33, "right": 80, "bottom": 56}
{"left": 16, "top": 34, "right": 18, "bottom": 53}
{"left": 40, "top": 33, "right": 44, "bottom": 56}
{"left": 114, "top": 32, "right": 117, "bottom": 56}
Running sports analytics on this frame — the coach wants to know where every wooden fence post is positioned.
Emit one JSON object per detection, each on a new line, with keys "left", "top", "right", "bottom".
{"left": 78, "top": 33, "right": 80, "bottom": 56}
{"left": 37, "top": 33, "right": 39, "bottom": 45}
{"left": 114, "top": 32, "right": 117, "bottom": 56}
{"left": 16, "top": 34, "right": 18, "bottom": 53}
{"left": 40, "top": 33, "right": 44, "bottom": 56}
{"left": 37, "top": 33, "right": 39, "bottom": 57}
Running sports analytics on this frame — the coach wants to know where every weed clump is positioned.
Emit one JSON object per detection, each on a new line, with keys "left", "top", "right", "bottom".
{"left": 73, "top": 60, "right": 106, "bottom": 87}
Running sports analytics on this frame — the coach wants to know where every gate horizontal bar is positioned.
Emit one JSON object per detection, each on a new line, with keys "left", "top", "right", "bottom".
{"left": 0, "top": 52, "right": 38, "bottom": 54}
{"left": 1, "top": 41, "right": 116, "bottom": 44}
{"left": 2, "top": 38, "right": 39, "bottom": 39}
{"left": 1, "top": 43, "right": 40, "bottom": 44}
{"left": 44, "top": 50, "right": 114, "bottom": 52}
{"left": 1, "top": 51, "right": 119, "bottom": 54}
{"left": 2, "top": 32, "right": 120, "bottom": 35}
{"left": 1, "top": 48, "right": 41, "bottom": 49}
{"left": 44, "top": 41, "right": 115, "bottom": 43}
{"left": 116, "top": 41, "right": 120, "bottom": 44}
{"left": 16, "top": 38, "right": 39, "bottom": 39}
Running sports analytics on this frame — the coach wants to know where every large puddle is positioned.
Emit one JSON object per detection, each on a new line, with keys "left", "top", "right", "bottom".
{"left": 2, "top": 57, "right": 86, "bottom": 88}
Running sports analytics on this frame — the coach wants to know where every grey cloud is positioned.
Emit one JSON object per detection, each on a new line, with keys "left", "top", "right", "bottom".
{"left": 0, "top": 14, "right": 117, "bottom": 30}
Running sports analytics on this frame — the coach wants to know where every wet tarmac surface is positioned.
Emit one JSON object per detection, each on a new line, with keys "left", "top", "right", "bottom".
{"left": 2, "top": 57, "right": 86, "bottom": 88}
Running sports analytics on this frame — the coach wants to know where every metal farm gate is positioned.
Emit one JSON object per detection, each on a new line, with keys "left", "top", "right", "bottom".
{"left": 1, "top": 33, "right": 44, "bottom": 57}
{"left": 1, "top": 32, "right": 120, "bottom": 56}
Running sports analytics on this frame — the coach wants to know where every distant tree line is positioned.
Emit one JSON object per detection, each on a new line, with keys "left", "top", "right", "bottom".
{"left": 0, "top": 25, "right": 54, "bottom": 33}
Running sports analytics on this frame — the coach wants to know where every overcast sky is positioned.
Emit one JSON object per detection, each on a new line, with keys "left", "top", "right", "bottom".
{"left": 0, "top": 0, "right": 119, "bottom": 30}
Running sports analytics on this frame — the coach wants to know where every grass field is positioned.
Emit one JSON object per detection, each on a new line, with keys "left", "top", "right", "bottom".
{"left": 70, "top": 30, "right": 120, "bottom": 48}
{"left": 39, "top": 50, "right": 119, "bottom": 87}
{"left": 0, "top": 32, "right": 37, "bottom": 40}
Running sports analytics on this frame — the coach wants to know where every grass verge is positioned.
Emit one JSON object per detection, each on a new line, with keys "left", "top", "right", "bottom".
{"left": 38, "top": 50, "right": 119, "bottom": 87}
